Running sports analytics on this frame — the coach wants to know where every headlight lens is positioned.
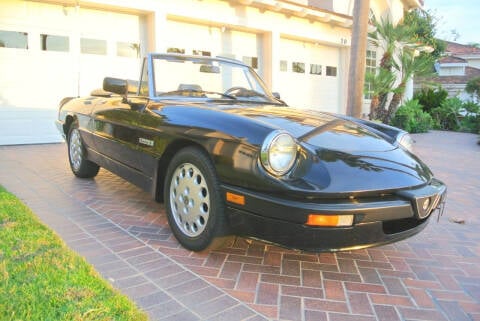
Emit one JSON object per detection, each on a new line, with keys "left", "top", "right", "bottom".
{"left": 260, "top": 130, "right": 298, "bottom": 176}
{"left": 398, "top": 133, "right": 414, "bottom": 153}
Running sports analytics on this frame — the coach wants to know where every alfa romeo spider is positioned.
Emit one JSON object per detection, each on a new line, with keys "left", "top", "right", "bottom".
{"left": 56, "top": 53, "right": 446, "bottom": 252}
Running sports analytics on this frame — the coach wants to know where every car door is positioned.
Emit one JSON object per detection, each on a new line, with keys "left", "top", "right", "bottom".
{"left": 91, "top": 97, "right": 142, "bottom": 171}
{"left": 133, "top": 104, "right": 168, "bottom": 176}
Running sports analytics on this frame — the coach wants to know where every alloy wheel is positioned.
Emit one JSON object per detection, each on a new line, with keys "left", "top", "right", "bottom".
{"left": 69, "top": 128, "right": 83, "bottom": 172}
{"left": 169, "top": 163, "right": 210, "bottom": 237}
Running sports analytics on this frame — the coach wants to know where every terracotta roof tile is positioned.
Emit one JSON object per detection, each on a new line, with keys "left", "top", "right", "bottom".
{"left": 438, "top": 56, "right": 467, "bottom": 64}
{"left": 419, "top": 66, "right": 480, "bottom": 85}
{"left": 444, "top": 41, "right": 480, "bottom": 55}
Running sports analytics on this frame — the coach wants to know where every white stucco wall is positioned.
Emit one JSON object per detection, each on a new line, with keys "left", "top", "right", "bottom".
{"left": 438, "top": 66, "right": 466, "bottom": 76}
{"left": 0, "top": 0, "right": 414, "bottom": 144}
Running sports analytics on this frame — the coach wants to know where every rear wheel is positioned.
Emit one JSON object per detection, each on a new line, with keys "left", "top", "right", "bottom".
{"left": 68, "top": 121, "right": 99, "bottom": 178}
{"left": 164, "top": 147, "right": 228, "bottom": 251}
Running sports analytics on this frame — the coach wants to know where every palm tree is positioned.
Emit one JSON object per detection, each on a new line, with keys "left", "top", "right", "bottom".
{"left": 369, "top": 17, "right": 411, "bottom": 70}
{"left": 368, "top": 17, "right": 412, "bottom": 114}
{"left": 365, "top": 68, "right": 396, "bottom": 120}
{"left": 383, "top": 49, "right": 434, "bottom": 123}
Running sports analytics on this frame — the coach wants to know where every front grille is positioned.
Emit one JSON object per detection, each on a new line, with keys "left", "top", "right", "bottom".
{"left": 382, "top": 217, "right": 427, "bottom": 234}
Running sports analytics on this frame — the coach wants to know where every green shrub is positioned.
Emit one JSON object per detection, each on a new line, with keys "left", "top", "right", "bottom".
{"left": 391, "top": 99, "right": 433, "bottom": 133}
{"left": 460, "top": 115, "right": 480, "bottom": 133}
{"left": 413, "top": 87, "right": 448, "bottom": 113}
{"left": 462, "top": 101, "right": 480, "bottom": 114}
{"left": 466, "top": 76, "right": 480, "bottom": 101}
{"left": 430, "top": 97, "right": 463, "bottom": 130}
{"left": 459, "top": 101, "right": 480, "bottom": 133}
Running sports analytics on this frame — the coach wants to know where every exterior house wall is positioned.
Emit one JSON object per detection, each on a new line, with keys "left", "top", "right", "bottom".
{"left": 465, "top": 58, "right": 480, "bottom": 69}
{"left": 438, "top": 66, "right": 466, "bottom": 76}
{"left": 416, "top": 41, "right": 480, "bottom": 103}
{"left": 308, "top": 0, "right": 413, "bottom": 23}
{"left": 0, "top": 0, "right": 416, "bottom": 145}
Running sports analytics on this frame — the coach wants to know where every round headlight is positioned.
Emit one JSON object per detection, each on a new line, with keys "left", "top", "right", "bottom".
{"left": 260, "top": 130, "right": 298, "bottom": 176}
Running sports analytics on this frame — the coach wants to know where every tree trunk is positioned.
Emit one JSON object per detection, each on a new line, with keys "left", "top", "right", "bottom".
{"left": 384, "top": 83, "right": 405, "bottom": 123}
{"left": 383, "top": 92, "right": 401, "bottom": 123}
{"left": 369, "top": 95, "right": 379, "bottom": 119}
{"left": 380, "top": 51, "right": 393, "bottom": 70}
{"left": 346, "top": 0, "right": 370, "bottom": 118}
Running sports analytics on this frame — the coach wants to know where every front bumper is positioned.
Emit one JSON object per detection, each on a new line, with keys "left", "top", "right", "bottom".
{"left": 222, "top": 179, "right": 446, "bottom": 252}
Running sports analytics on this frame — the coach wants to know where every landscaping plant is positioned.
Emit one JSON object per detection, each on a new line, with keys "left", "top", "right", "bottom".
{"left": 413, "top": 87, "right": 448, "bottom": 113}
{"left": 391, "top": 99, "right": 433, "bottom": 133}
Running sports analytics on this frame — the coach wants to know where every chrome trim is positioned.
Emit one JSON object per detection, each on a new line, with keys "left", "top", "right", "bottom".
{"left": 396, "top": 132, "right": 414, "bottom": 153}
{"left": 260, "top": 130, "right": 298, "bottom": 176}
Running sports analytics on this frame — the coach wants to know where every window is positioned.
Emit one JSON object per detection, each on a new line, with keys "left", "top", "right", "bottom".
{"left": 310, "top": 64, "right": 322, "bottom": 75}
{"left": 368, "top": 9, "right": 376, "bottom": 25}
{"left": 292, "top": 62, "right": 305, "bottom": 73}
{"left": 365, "top": 49, "right": 377, "bottom": 99}
{"left": 326, "top": 66, "right": 337, "bottom": 77}
{"left": 117, "top": 42, "right": 139, "bottom": 58}
{"left": 243, "top": 56, "right": 258, "bottom": 69}
{"left": 167, "top": 47, "right": 185, "bottom": 54}
{"left": 41, "top": 34, "right": 69, "bottom": 52}
{"left": 81, "top": 38, "right": 106, "bottom": 55}
{"left": 366, "top": 50, "right": 377, "bottom": 72}
{"left": 193, "top": 50, "right": 211, "bottom": 56}
{"left": 220, "top": 53, "right": 236, "bottom": 60}
{"left": 280, "top": 60, "right": 288, "bottom": 72}
{"left": 0, "top": 30, "right": 28, "bottom": 49}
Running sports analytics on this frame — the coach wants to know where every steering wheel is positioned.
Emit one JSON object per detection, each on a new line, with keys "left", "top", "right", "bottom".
{"left": 224, "top": 86, "right": 249, "bottom": 96}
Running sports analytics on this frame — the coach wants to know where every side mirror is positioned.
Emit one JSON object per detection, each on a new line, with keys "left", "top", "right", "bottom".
{"left": 103, "top": 77, "right": 128, "bottom": 96}
{"left": 272, "top": 92, "right": 281, "bottom": 99}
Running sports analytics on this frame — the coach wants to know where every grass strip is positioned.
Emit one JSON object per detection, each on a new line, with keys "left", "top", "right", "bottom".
{"left": 0, "top": 186, "right": 148, "bottom": 321}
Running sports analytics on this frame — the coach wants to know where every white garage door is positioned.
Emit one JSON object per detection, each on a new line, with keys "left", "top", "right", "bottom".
{"left": 165, "top": 20, "right": 263, "bottom": 76}
{"left": 0, "top": 0, "right": 141, "bottom": 145}
{"left": 276, "top": 38, "right": 340, "bottom": 113}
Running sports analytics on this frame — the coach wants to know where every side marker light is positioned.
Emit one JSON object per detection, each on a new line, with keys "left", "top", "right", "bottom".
{"left": 226, "top": 192, "right": 245, "bottom": 206}
{"left": 306, "top": 214, "right": 354, "bottom": 227}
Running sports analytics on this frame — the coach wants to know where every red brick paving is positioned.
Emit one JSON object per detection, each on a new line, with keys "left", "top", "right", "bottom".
{"left": 0, "top": 130, "right": 479, "bottom": 320}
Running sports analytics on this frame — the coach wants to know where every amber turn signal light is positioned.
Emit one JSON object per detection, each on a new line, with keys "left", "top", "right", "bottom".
{"left": 306, "top": 214, "right": 353, "bottom": 227}
{"left": 226, "top": 192, "right": 245, "bottom": 206}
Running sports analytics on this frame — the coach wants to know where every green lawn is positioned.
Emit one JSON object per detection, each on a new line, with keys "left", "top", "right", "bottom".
{"left": 0, "top": 186, "right": 148, "bottom": 321}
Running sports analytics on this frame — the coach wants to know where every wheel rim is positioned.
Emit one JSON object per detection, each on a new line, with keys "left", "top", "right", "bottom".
{"left": 169, "top": 163, "right": 210, "bottom": 237}
{"left": 69, "top": 128, "right": 83, "bottom": 172}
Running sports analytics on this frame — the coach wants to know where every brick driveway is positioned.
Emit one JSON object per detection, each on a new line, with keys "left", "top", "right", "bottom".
{"left": 0, "top": 130, "right": 479, "bottom": 321}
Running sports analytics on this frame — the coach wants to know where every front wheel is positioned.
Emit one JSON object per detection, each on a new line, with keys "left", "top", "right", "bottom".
{"left": 67, "top": 121, "right": 99, "bottom": 178}
{"left": 164, "top": 147, "right": 227, "bottom": 251}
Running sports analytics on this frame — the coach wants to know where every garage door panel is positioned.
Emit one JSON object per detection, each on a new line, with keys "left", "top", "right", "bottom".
{"left": 278, "top": 38, "right": 340, "bottom": 113}
{"left": 166, "top": 20, "right": 262, "bottom": 75}
{"left": 78, "top": 8, "right": 141, "bottom": 41}
{"left": 0, "top": 0, "right": 141, "bottom": 144}
{"left": 166, "top": 21, "right": 222, "bottom": 55}
{"left": 34, "top": 53, "right": 76, "bottom": 107}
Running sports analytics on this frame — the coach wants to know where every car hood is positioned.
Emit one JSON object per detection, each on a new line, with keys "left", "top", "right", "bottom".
{"left": 223, "top": 105, "right": 395, "bottom": 152}
{"left": 221, "top": 105, "right": 433, "bottom": 193}
{"left": 150, "top": 102, "right": 433, "bottom": 194}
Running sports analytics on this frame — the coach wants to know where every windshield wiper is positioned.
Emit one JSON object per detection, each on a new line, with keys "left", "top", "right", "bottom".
{"left": 158, "top": 89, "right": 237, "bottom": 100}
{"left": 203, "top": 90, "right": 238, "bottom": 100}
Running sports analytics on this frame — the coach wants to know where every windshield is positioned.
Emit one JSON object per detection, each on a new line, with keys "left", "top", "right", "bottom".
{"left": 151, "top": 55, "right": 278, "bottom": 104}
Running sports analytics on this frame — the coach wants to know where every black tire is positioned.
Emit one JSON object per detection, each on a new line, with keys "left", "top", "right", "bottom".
{"left": 67, "top": 121, "right": 100, "bottom": 178}
{"left": 164, "top": 146, "right": 228, "bottom": 251}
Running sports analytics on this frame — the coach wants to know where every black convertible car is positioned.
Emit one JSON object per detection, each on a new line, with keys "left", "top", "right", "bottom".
{"left": 56, "top": 53, "right": 446, "bottom": 252}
